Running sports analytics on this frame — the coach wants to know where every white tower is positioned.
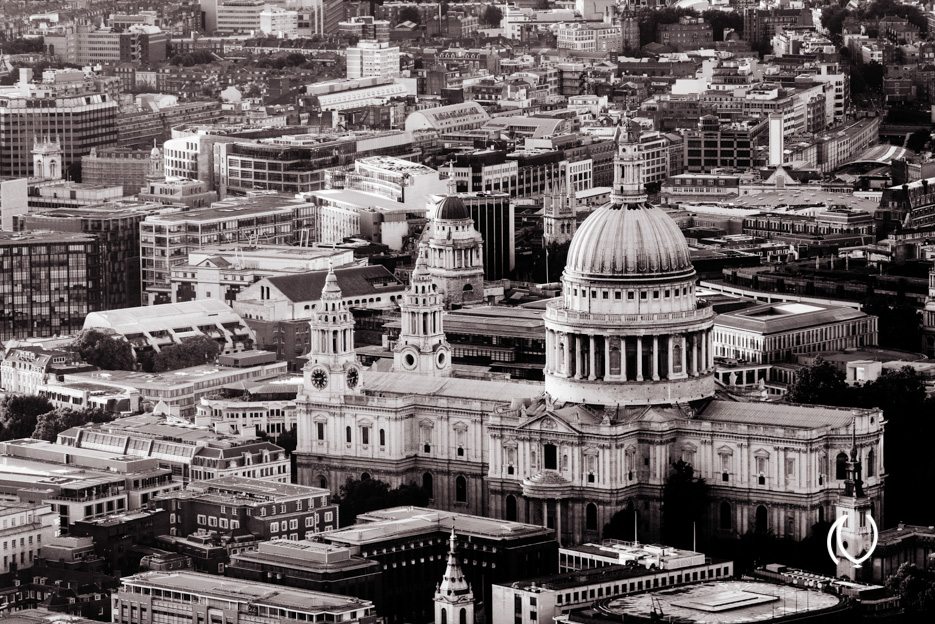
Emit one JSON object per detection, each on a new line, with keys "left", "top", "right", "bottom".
{"left": 32, "top": 135, "right": 62, "bottom": 180}
{"left": 301, "top": 265, "right": 362, "bottom": 404}
{"left": 393, "top": 245, "right": 452, "bottom": 376}
{"left": 835, "top": 424, "right": 876, "bottom": 580}
{"left": 149, "top": 141, "right": 164, "bottom": 179}
{"left": 542, "top": 176, "right": 576, "bottom": 247}
{"left": 434, "top": 528, "right": 475, "bottom": 624}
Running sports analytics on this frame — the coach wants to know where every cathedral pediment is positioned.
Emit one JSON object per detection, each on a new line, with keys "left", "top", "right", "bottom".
{"left": 515, "top": 411, "right": 585, "bottom": 435}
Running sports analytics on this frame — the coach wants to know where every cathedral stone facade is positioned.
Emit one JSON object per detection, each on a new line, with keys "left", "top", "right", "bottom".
{"left": 295, "top": 123, "right": 885, "bottom": 546}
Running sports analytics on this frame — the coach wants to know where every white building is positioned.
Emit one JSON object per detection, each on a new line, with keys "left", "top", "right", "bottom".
{"left": 259, "top": 7, "right": 299, "bottom": 37}
{"left": 346, "top": 40, "right": 400, "bottom": 80}
{"left": 0, "top": 502, "right": 59, "bottom": 574}
{"left": 216, "top": 0, "right": 266, "bottom": 34}
{"left": 556, "top": 22, "right": 622, "bottom": 52}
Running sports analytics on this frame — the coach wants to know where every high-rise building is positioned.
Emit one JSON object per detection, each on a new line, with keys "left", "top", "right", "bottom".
{"left": 0, "top": 231, "right": 101, "bottom": 341}
{"left": 462, "top": 192, "right": 514, "bottom": 280}
{"left": 346, "top": 40, "right": 401, "bottom": 80}
{"left": 0, "top": 70, "right": 119, "bottom": 178}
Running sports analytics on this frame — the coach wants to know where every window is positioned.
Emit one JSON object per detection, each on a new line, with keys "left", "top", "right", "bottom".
{"left": 455, "top": 476, "right": 467, "bottom": 503}
{"left": 835, "top": 452, "right": 848, "bottom": 480}
{"left": 346, "top": 426, "right": 352, "bottom": 444}
{"left": 505, "top": 495, "right": 517, "bottom": 521}
{"left": 379, "top": 429, "right": 386, "bottom": 446}
{"left": 422, "top": 473, "right": 434, "bottom": 499}
{"left": 316, "top": 422, "right": 325, "bottom": 440}
{"left": 585, "top": 503, "right": 598, "bottom": 531}
{"left": 866, "top": 448, "right": 876, "bottom": 477}
{"left": 361, "top": 426, "right": 370, "bottom": 446}
{"left": 755, "top": 505, "right": 768, "bottom": 533}
{"left": 543, "top": 443, "right": 557, "bottom": 470}
{"left": 197, "top": 514, "right": 206, "bottom": 525}
{"left": 270, "top": 521, "right": 279, "bottom": 533}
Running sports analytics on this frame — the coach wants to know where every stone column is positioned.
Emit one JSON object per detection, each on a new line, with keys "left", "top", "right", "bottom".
{"left": 621, "top": 337, "right": 628, "bottom": 380}
{"left": 692, "top": 334, "right": 699, "bottom": 376}
{"left": 575, "top": 335, "right": 584, "bottom": 379}
{"left": 636, "top": 337, "right": 644, "bottom": 381}
{"left": 604, "top": 337, "right": 612, "bottom": 381}
{"left": 680, "top": 335, "right": 688, "bottom": 374}
{"left": 545, "top": 330, "right": 553, "bottom": 374}
{"left": 542, "top": 500, "right": 549, "bottom": 529}
{"left": 556, "top": 500, "right": 562, "bottom": 545}
{"left": 563, "top": 334, "right": 572, "bottom": 375}
{"left": 589, "top": 336, "right": 597, "bottom": 380}
{"left": 700, "top": 330, "right": 707, "bottom": 373}
{"left": 667, "top": 335, "right": 674, "bottom": 379}
{"left": 652, "top": 336, "right": 660, "bottom": 381}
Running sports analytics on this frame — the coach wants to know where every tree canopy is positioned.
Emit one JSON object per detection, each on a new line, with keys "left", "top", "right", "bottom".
{"left": 32, "top": 407, "right": 114, "bottom": 443}
{"left": 0, "top": 395, "right": 53, "bottom": 441}
{"left": 481, "top": 5, "right": 503, "bottom": 28}
{"left": 151, "top": 335, "right": 221, "bottom": 373}
{"left": 71, "top": 329, "right": 135, "bottom": 371}
{"left": 787, "top": 357, "right": 849, "bottom": 406}
{"left": 662, "top": 460, "right": 709, "bottom": 548}
{"left": 886, "top": 563, "right": 935, "bottom": 616}
{"left": 398, "top": 6, "right": 422, "bottom": 25}
{"left": 334, "top": 477, "right": 429, "bottom": 526}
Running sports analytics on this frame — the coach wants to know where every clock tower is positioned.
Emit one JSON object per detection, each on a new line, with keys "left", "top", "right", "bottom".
{"left": 300, "top": 265, "right": 362, "bottom": 404}
{"left": 393, "top": 245, "right": 452, "bottom": 376}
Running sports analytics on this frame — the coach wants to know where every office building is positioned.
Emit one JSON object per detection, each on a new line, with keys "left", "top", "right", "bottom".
{"left": 16, "top": 201, "right": 167, "bottom": 309}
{"left": 156, "top": 476, "right": 336, "bottom": 541}
{"left": 112, "top": 571, "right": 377, "bottom": 624}
{"left": 712, "top": 302, "right": 879, "bottom": 364}
{"left": 81, "top": 147, "right": 163, "bottom": 195}
{"left": 170, "top": 244, "right": 354, "bottom": 305}
{"left": 0, "top": 177, "right": 28, "bottom": 231}
{"left": 136, "top": 179, "right": 218, "bottom": 209}
{"left": 216, "top": 0, "right": 266, "bottom": 34}
{"left": 0, "top": 70, "right": 119, "bottom": 178}
{"left": 260, "top": 7, "right": 299, "bottom": 37}
{"left": 462, "top": 193, "right": 513, "bottom": 280}
{"left": 683, "top": 115, "right": 768, "bottom": 172}
{"left": 556, "top": 22, "right": 622, "bottom": 53}
{"left": 657, "top": 17, "right": 714, "bottom": 51}
{"left": 339, "top": 16, "right": 390, "bottom": 42}
{"left": 494, "top": 542, "right": 733, "bottom": 624}
{"left": 346, "top": 41, "right": 401, "bottom": 80}
{"left": 44, "top": 24, "right": 167, "bottom": 65}
{"left": 0, "top": 231, "right": 101, "bottom": 342}
{"left": 117, "top": 101, "right": 223, "bottom": 151}
{"left": 405, "top": 102, "right": 490, "bottom": 135}
{"left": 139, "top": 198, "right": 302, "bottom": 304}
{"left": 0, "top": 346, "right": 91, "bottom": 396}
{"left": 0, "top": 502, "right": 59, "bottom": 575}
{"left": 57, "top": 413, "right": 290, "bottom": 481}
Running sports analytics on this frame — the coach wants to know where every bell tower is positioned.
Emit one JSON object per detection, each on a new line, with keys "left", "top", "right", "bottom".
{"left": 834, "top": 422, "right": 876, "bottom": 580}
{"left": 434, "top": 528, "right": 475, "bottom": 624}
{"left": 542, "top": 176, "right": 576, "bottom": 247}
{"left": 32, "top": 135, "right": 62, "bottom": 180}
{"left": 301, "top": 265, "right": 362, "bottom": 403}
{"left": 394, "top": 245, "right": 451, "bottom": 376}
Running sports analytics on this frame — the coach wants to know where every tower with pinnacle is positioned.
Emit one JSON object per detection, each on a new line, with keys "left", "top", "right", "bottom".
{"left": 393, "top": 245, "right": 452, "bottom": 376}
{"left": 834, "top": 421, "right": 876, "bottom": 580}
{"left": 300, "top": 265, "right": 362, "bottom": 404}
{"left": 542, "top": 176, "right": 576, "bottom": 247}
{"left": 32, "top": 135, "right": 62, "bottom": 180}
{"left": 434, "top": 528, "right": 475, "bottom": 624}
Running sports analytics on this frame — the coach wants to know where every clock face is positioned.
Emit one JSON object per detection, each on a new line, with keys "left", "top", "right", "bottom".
{"left": 311, "top": 368, "right": 328, "bottom": 390}
{"left": 346, "top": 368, "right": 359, "bottom": 389}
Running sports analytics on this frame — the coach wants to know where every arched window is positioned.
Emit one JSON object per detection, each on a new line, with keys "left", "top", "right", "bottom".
{"left": 719, "top": 501, "right": 732, "bottom": 530}
{"left": 441, "top": 610, "right": 447, "bottom": 624}
{"left": 459, "top": 608, "right": 467, "bottom": 624}
{"left": 345, "top": 426, "right": 352, "bottom": 444}
{"left": 505, "top": 495, "right": 517, "bottom": 521}
{"left": 422, "top": 472, "right": 434, "bottom": 499}
{"left": 586, "top": 503, "right": 598, "bottom": 531}
{"left": 755, "top": 505, "right": 768, "bottom": 533}
{"left": 379, "top": 429, "right": 386, "bottom": 447}
{"left": 866, "top": 448, "right": 875, "bottom": 477}
{"left": 361, "top": 472, "right": 371, "bottom": 481}
{"left": 455, "top": 476, "right": 467, "bottom": 503}
{"left": 318, "top": 475, "right": 327, "bottom": 489}
{"left": 543, "top": 443, "right": 557, "bottom": 470}
{"left": 835, "top": 452, "right": 848, "bottom": 480}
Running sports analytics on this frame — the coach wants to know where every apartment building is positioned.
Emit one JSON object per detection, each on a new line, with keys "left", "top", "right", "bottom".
{"left": 0, "top": 502, "right": 59, "bottom": 575}
{"left": 346, "top": 41, "right": 400, "bottom": 80}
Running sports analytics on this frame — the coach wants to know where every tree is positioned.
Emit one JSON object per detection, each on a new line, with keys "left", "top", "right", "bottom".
{"left": 481, "top": 5, "right": 503, "bottom": 28}
{"left": 0, "top": 395, "right": 54, "bottom": 441}
{"left": 886, "top": 563, "right": 935, "bottom": 615}
{"left": 534, "top": 0, "right": 552, "bottom": 9}
{"left": 786, "top": 358, "right": 850, "bottom": 406}
{"left": 820, "top": 6, "right": 850, "bottom": 40}
{"left": 398, "top": 6, "right": 422, "bottom": 25}
{"left": 152, "top": 335, "right": 221, "bottom": 373}
{"left": 334, "top": 477, "right": 429, "bottom": 526}
{"left": 72, "top": 329, "right": 135, "bottom": 371}
{"left": 32, "top": 407, "right": 114, "bottom": 443}
{"left": 662, "top": 460, "right": 708, "bottom": 549}
{"left": 702, "top": 10, "right": 744, "bottom": 41}
{"left": 863, "top": 296, "right": 923, "bottom": 351}
{"left": 603, "top": 506, "right": 638, "bottom": 541}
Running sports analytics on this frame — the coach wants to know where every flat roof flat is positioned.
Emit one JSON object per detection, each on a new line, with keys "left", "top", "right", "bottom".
{"left": 713, "top": 301, "right": 868, "bottom": 334}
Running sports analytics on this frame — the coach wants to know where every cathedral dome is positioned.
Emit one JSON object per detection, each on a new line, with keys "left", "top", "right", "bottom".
{"left": 565, "top": 203, "right": 693, "bottom": 279}
{"left": 435, "top": 195, "right": 470, "bottom": 221}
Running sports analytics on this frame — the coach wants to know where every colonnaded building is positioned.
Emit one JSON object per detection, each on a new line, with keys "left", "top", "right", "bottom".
{"left": 295, "top": 122, "right": 885, "bottom": 546}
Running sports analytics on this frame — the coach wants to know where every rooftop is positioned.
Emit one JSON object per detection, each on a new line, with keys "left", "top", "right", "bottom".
{"left": 0, "top": 231, "right": 96, "bottom": 246}
{"left": 360, "top": 370, "right": 541, "bottom": 403}
{"left": 324, "top": 507, "right": 553, "bottom": 545}
{"left": 120, "top": 571, "right": 372, "bottom": 613}
{"left": 262, "top": 265, "right": 404, "bottom": 303}
{"left": 697, "top": 400, "right": 866, "bottom": 430}
{"left": 584, "top": 579, "right": 840, "bottom": 623}
{"left": 713, "top": 301, "right": 870, "bottom": 334}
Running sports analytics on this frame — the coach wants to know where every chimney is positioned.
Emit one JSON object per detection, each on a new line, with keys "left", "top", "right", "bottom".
{"left": 768, "top": 113, "right": 784, "bottom": 167}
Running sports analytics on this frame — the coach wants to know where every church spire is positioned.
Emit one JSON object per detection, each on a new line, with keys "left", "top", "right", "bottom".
{"left": 434, "top": 527, "right": 474, "bottom": 624}
{"left": 393, "top": 245, "right": 451, "bottom": 376}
